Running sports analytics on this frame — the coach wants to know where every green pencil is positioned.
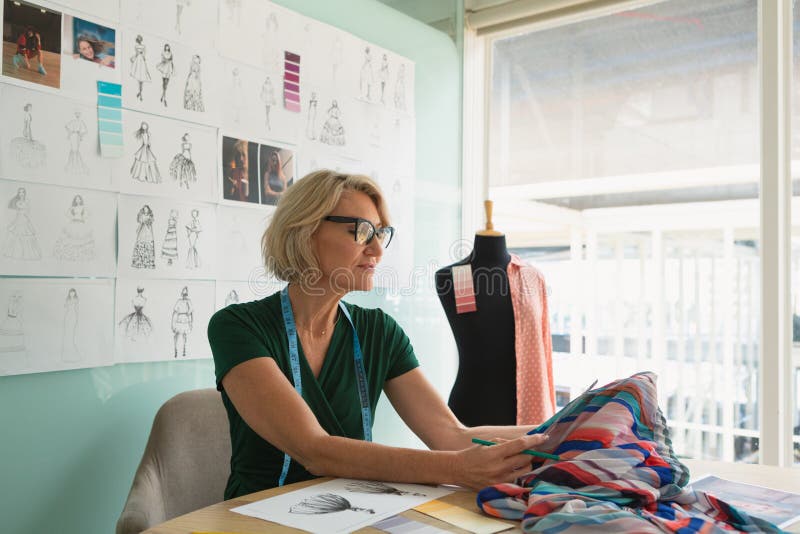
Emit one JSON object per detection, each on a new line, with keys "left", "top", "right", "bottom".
{"left": 471, "top": 437, "right": 561, "bottom": 461}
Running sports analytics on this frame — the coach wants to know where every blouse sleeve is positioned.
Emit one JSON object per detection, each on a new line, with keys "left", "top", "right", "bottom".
{"left": 379, "top": 310, "right": 419, "bottom": 381}
{"left": 208, "top": 306, "right": 272, "bottom": 390}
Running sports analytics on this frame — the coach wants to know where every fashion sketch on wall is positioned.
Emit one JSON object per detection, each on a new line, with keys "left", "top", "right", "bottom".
{"left": 161, "top": 209, "right": 179, "bottom": 265}
{"left": 118, "top": 286, "right": 153, "bottom": 341}
{"left": 260, "top": 76, "right": 276, "bottom": 130}
{"left": 289, "top": 494, "right": 374, "bottom": 515}
{"left": 230, "top": 67, "right": 245, "bottom": 123}
{"left": 171, "top": 286, "right": 193, "bottom": 358}
{"left": 3, "top": 187, "right": 41, "bottom": 261}
{"left": 53, "top": 194, "right": 95, "bottom": 262}
{"left": 344, "top": 481, "right": 427, "bottom": 497}
{"left": 10, "top": 103, "right": 46, "bottom": 169}
{"left": 156, "top": 43, "right": 174, "bottom": 107}
{"left": 305, "top": 92, "right": 317, "bottom": 140}
{"left": 131, "top": 204, "right": 155, "bottom": 269}
{"left": 320, "top": 100, "right": 345, "bottom": 146}
{"left": 0, "top": 292, "right": 26, "bottom": 368}
{"left": 379, "top": 54, "right": 389, "bottom": 104}
{"left": 130, "top": 34, "right": 151, "bottom": 102}
{"left": 224, "top": 289, "right": 239, "bottom": 307}
{"left": 394, "top": 63, "right": 406, "bottom": 110}
{"left": 64, "top": 111, "right": 88, "bottom": 175}
{"left": 61, "top": 288, "right": 80, "bottom": 362}
{"left": 175, "top": 0, "right": 190, "bottom": 34}
{"left": 131, "top": 122, "right": 161, "bottom": 183}
{"left": 169, "top": 133, "right": 197, "bottom": 189}
{"left": 360, "top": 46, "right": 373, "bottom": 101}
{"left": 184, "top": 54, "right": 204, "bottom": 111}
{"left": 185, "top": 209, "right": 201, "bottom": 268}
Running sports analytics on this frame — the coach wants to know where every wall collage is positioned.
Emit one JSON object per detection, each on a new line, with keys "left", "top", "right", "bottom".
{"left": 0, "top": 0, "right": 416, "bottom": 375}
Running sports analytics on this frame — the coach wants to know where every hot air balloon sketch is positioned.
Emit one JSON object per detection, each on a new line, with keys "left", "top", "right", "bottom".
{"left": 344, "top": 481, "right": 427, "bottom": 497}
{"left": 288, "top": 493, "right": 374, "bottom": 515}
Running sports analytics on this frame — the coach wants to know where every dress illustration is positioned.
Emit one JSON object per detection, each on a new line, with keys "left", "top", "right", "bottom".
{"left": 53, "top": 195, "right": 94, "bottom": 262}
{"left": 360, "top": 47, "right": 374, "bottom": 100}
{"left": 175, "top": 0, "right": 190, "bottom": 34}
{"left": 169, "top": 133, "right": 196, "bottom": 189}
{"left": 184, "top": 55, "right": 205, "bottom": 112}
{"left": 260, "top": 76, "right": 276, "bottom": 130}
{"left": 10, "top": 103, "right": 46, "bottom": 169}
{"left": 379, "top": 54, "right": 389, "bottom": 103}
{"left": 161, "top": 209, "right": 179, "bottom": 265}
{"left": 305, "top": 92, "right": 317, "bottom": 139}
{"left": 171, "top": 286, "right": 194, "bottom": 358}
{"left": 156, "top": 44, "right": 174, "bottom": 107}
{"left": 394, "top": 64, "right": 406, "bottom": 110}
{"left": 129, "top": 35, "right": 151, "bottom": 101}
{"left": 319, "top": 100, "right": 346, "bottom": 146}
{"left": 224, "top": 289, "right": 239, "bottom": 307}
{"left": 3, "top": 188, "right": 41, "bottom": 260}
{"left": 61, "top": 289, "right": 80, "bottom": 363}
{"left": 64, "top": 111, "right": 89, "bottom": 175}
{"left": 289, "top": 494, "right": 374, "bottom": 515}
{"left": 0, "top": 293, "right": 26, "bottom": 370}
{"left": 185, "top": 209, "right": 201, "bottom": 269}
{"left": 130, "top": 122, "right": 161, "bottom": 183}
{"left": 131, "top": 205, "right": 155, "bottom": 269}
{"left": 118, "top": 287, "right": 153, "bottom": 340}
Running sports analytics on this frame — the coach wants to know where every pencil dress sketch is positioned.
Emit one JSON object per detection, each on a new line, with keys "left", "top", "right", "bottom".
{"left": 0, "top": 293, "right": 26, "bottom": 370}
{"left": 131, "top": 204, "right": 156, "bottom": 269}
{"left": 175, "top": 0, "right": 190, "bottom": 34}
{"left": 231, "top": 67, "right": 245, "bottom": 123}
{"left": 3, "top": 187, "right": 41, "bottom": 261}
{"left": 131, "top": 122, "right": 161, "bottom": 183}
{"left": 10, "top": 103, "right": 46, "bottom": 169}
{"left": 53, "top": 195, "right": 95, "bottom": 262}
{"left": 130, "top": 35, "right": 151, "bottom": 102}
{"left": 118, "top": 287, "right": 153, "bottom": 341}
{"left": 260, "top": 76, "right": 276, "bottom": 130}
{"left": 394, "top": 64, "right": 406, "bottom": 110}
{"left": 161, "top": 209, "right": 179, "bottom": 265}
{"left": 289, "top": 493, "right": 374, "bottom": 515}
{"left": 169, "top": 133, "right": 196, "bottom": 189}
{"left": 305, "top": 92, "right": 317, "bottom": 140}
{"left": 156, "top": 44, "right": 174, "bottom": 107}
{"left": 64, "top": 111, "right": 89, "bottom": 175}
{"left": 359, "top": 47, "right": 374, "bottom": 100}
{"left": 319, "top": 100, "right": 345, "bottom": 146}
{"left": 185, "top": 209, "right": 201, "bottom": 269}
{"left": 344, "top": 481, "right": 427, "bottom": 497}
{"left": 171, "top": 286, "right": 193, "bottom": 358}
{"left": 61, "top": 288, "right": 80, "bottom": 362}
{"left": 184, "top": 55, "right": 205, "bottom": 112}
{"left": 379, "top": 54, "right": 389, "bottom": 103}
{"left": 224, "top": 289, "right": 239, "bottom": 307}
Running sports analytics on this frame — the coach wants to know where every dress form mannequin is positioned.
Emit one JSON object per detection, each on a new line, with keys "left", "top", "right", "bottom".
{"left": 435, "top": 201, "right": 517, "bottom": 426}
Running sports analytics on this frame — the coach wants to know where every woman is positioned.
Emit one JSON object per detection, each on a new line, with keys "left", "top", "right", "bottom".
{"left": 171, "top": 286, "right": 194, "bottom": 358}
{"left": 53, "top": 194, "right": 94, "bottom": 262}
{"left": 3, "top": 187, "right": 41, "bottom": 261}
{"left": 12, "top": 26, "right": 46, "bottom": 76}
{"left": 260, "top": 76, "right": 275, "bottom": 130}
{"left": 208, "top": 170, "right": 546, "bottom": 499}
{"left": 169, "top": 133, "right": 196, "bottom": 189}
{"left": 185, "top": 209, "right": 201, "bottom": 269}
{"left": 225, "top": 139, "right": 249, "bottom": 201}
{"left": 64, "top": 111, "right": 88, "bottom": 175}
{"left": 184, "top": 55, "right": 204, "bottom": 112}
{"left": 75, "top": 33, "right": 114, "bottom": 67}
{"left": 131, "top": 204, "right": 155, "bottom": 269}
{"left": 129, "top": 35, "right": 151, "bottom": 101}
{"left": 156, "top": 44, "right": 174, "bottom": 107}
{"left": 262, "top": 150, "right": 287, "bottom": 205}
{"left": 130, "top": 122, "right": 161, "bottom": 183}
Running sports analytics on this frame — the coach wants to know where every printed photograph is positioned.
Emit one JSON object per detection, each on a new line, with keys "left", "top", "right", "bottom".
{"left": 63, "top": 15, "right": 115, "bottom": 68}
{"left": 221, "top": 135, "right": 260, "bottom": 204}
{"left": 259, "top": 143, "right": 295, "bottom": 206}
{"left": 2, "top": 0, "right": 62, "bottom": 88}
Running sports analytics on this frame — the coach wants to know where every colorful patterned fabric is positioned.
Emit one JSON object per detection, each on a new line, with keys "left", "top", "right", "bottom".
{"left": 507, "top": 255, "right": 556, "bottom": 425}
{"left": 476, "top": 372, "right": 782, "bottom": 533}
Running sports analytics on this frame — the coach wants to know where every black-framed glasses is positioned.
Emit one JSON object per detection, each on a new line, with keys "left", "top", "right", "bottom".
{"left": 323, "top": 216, "right": 395, "bottom": 248}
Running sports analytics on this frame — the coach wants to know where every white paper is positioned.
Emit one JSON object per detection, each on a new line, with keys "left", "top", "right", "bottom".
{"left": 0, "top": 278, "right": 114, "bottom": 376}
{"left": 49, "top": 0, "right": 119, "bottom": 23}
{"left": 114, "top": 109, "right": 217, "bottom": 202}
{"left": 232, "top": 478, "right": 452, "bottom": 534}
{"left": 117, "top": 193, "right": 217, "bottom": 280}
{"left": 0, "top": 83, "right": 116, "bottom": 191}
{"left": 114, "top": 277, "right": 215, "bottom": 362}
{"left": 0, "top": 179, "right": 117, "bottom": 277}
{"left": 120, "top": 0, "right": 219, "bottom": 50}
{"left": 215, "top": 204, "right": 270, "bottom": 282}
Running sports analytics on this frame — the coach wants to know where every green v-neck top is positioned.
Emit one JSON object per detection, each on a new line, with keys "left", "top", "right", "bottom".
{"left": 208, "top": 290, "right": 419, "bottom": 499}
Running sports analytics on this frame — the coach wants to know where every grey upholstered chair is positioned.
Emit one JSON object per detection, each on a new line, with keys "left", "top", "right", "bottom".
{"left": 116, "top": 388, "right": 231, "bottom": 534}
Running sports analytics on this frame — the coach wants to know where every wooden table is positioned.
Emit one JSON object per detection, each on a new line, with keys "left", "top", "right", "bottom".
{"left": 145, "top": 460, "right": 800, "bottom": 533}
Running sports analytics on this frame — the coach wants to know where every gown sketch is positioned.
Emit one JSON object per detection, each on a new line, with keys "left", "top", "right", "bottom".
{"left": 185, "top": 209, "right": 201, "bottom": 269}
{"left": 171, "top": 286, "right": 194, "bottom": 358}
{"left": 359, "top": 46, "right": 374, "bottom": 100}
{"left": 118, "top": 287, "right": 153, "bottom": 341}
{"left": 175, "top": 0, "right": 190, "bottom": 34}
{"left": 260, "top": 76, "right": 276, "bottom": 130}
{"left": 61, "top": 288, "right": 80, "bottom": 363}
{"left": 161, "top": 209, "right": 179, "bottom": 265}
{"left": 394, "top": 64, "right": 406, "bottom": 110}
{"left": 156, "top": 44, "right": 174, "bottom": 107}
{"left": 0, "top": 293, "right": 26, "bottom": 371}
{"left": 305, "top": 92, "right": 318, "bottom": 140}
{"left": 64, "top": 111, "right": 89, "bottom": 175}
{"left": 184, "top": 55, "right": 205, "bottom": 112}
{"left": 344, "top": 481, "right": 427, "bottom": 497}
{"left": 131, "top": 122, "right": 161, "bottom": 183}
{"left": 10, "top": 103, "right": 46, "bottom": 169}
{"left": 131, "top": 205, "right": 156, "bottom": 269}
{"left": 169, "top": 133, "right": 197, "bottom": 189}
{"left": 3, "top": 187, "right": 41, "bottom": 260}
{"left": 224, "top": 289, "right": 239, "bottom": 307}
{"left": 289, "top": 494, "right": 374, "bottom": 515}
{"left": 320, "top": 100, "right": 346, "bottom": 146}
{"left": 231, "top": 67, "right": 245, "bottom": 123}
{"left": 53, "top": 195, "right": 95, "bottom": 262}
{"left": 379, "top": 54, "right": 389, "bottom": 104}
{"left": 130, "top": 35, "right": 151, "bottom": 101}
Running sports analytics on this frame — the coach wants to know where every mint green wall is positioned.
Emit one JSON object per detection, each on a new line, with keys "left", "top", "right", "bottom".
{"left": 0, "top": 2, "right": 463, "bottom": 533}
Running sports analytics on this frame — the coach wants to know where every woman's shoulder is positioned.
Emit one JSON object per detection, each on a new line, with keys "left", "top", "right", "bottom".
{"left": 209, "top": 291, "right": 282, "bottom": 333}
{"left": 341, "top": 301, "right": 402, "bottom": 331}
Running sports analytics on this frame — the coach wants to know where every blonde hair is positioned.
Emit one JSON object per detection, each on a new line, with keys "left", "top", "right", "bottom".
{"left": 263, "top": 170, "right": 390, "bottom": 284}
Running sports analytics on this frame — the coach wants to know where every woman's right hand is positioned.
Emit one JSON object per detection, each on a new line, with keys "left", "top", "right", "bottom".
{"left": 449, "top": 434, "right": 548, "bottom": 490}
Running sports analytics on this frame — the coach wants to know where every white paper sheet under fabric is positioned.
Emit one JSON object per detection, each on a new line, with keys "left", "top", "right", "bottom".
{"left": 114, "top": 109, "right": 218, "bottom": 203}
{"left": 0, "top": 179, "right": 117, "bottom": 277}
{"left": 231, "top": 479, "right": 452, "bottom": 534}
{"left": 0, "top": 278, "right": 114, "bottom": 376}
{"left": 0, "top": 83, "right": 116, "bottom": 191}
{"left": 114, "top": 277, "right": 215, "bottom": 363}
{"left": 117, "top": 193, "right": 217, "bottom": 280}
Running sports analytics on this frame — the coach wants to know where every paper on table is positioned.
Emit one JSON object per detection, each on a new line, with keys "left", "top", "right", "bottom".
{"left": 415, "top": 499, "right": 512, "bottom": 534}
{"left": 231, "top": 479, "right": 452, "bottom": 534}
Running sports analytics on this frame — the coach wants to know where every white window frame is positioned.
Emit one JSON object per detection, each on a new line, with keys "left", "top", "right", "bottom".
{"left": 462, "top": 0, "right": 795, "bottom": 466}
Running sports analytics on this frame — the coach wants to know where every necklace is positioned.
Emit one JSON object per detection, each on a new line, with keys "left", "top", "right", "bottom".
{"left": 297, "top": 309, "right": 340, "bottom": 337}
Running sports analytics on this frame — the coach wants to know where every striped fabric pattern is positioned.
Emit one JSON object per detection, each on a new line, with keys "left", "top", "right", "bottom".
{"left": 476, "top": 372, "right": 782, "bottom": 533}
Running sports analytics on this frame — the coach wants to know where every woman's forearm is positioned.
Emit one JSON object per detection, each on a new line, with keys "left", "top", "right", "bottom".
{"left": 465, "top": 425, "right": 538, "bottom": 442}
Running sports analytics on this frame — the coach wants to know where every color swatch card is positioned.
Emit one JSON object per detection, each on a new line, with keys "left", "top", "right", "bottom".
{"left": 452, "top": 264, "right": 477, "bottom": 314}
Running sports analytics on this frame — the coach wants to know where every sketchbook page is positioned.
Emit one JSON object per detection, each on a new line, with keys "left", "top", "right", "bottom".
{"left": 215, "top": 279, "right": 282, "bottom": 311}
{"left": 114, "top": 278, "right": 214, "bottom": 363}
{"left": 60, "top": 12, "right": 121, "bottom": 103}
{"left": 0, "top": 179, "right": 117, "bottom": 277}
{"left": 118, "top": 28, "right": 221, "bottom": 126}
{"left": 0, "top": 278, "right": 114, "bottom": 376}
{"left": 117, "top": 193, "right": 217, "bottom": 280}
{"left": 49, "top": 0, "right": 119, "bottom": 23}
{"left": 215, "top": 204, "right": 269, "bottom": 282}
{"left": 0, "top": 83, "right": 115, "bottom": 191}
{"left": 120, "top": 0, "right": 218, "bottom": 50}
{"left": 232, "top": 478, "right": 452, "bottom": 534}
{"left": 114, "top": 109, "right": 217, "bottom": 202}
